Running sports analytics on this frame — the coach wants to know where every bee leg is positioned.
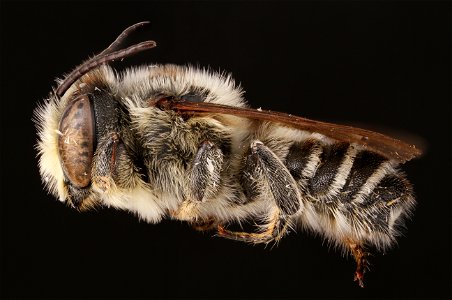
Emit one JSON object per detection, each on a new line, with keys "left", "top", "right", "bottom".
{"left": 347, "top": 240, "right": 370, "bottom": 288}
{"left": 192, "top": 218, "right": 217, "bottom": 231}
{"left": 249, "top": 141, "right": 302, "bottom": 216}
{"left": 189, "top": 140, "right": 223, "bottom": 202}
{"left": 216, "top": 208, "right": 291, "bottom": 244}
{"left": 91, "top": 132, "right": 121, "bottom": 193}
{"left": 217, "top": 140, "right": 302, "bottom": 243}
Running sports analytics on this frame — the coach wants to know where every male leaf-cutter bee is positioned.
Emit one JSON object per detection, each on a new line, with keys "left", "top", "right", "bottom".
{"left": 35, "top": 22, "right": 421, "bottom": 287}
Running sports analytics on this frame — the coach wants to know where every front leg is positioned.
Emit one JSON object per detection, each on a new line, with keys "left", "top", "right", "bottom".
{"left": 218, "top": 140, "right": 303, "bottom": 244}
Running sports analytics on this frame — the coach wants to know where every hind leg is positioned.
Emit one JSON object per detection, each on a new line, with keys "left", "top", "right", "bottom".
{"left": 346, "top": 239, "right": 370, "bottom": 288}
{"left": 217, "top": 140, "right": 303, "bottom": 244}
{"left": 217, "top": 208, "right": 291, "bottom": 244}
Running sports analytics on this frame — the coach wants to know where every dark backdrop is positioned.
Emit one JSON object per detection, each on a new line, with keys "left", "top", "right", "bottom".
{"left": 1, "top": 1, "right": 451, "bottom": 299}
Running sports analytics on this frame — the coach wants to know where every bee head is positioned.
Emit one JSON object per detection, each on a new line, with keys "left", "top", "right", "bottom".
{"left": 35, "top": 22, "right": 156, "bottom": 210}
{"left": 35, "top": 68, "right": 116, "bottom": 209}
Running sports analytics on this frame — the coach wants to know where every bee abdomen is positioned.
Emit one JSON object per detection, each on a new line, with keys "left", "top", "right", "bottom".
{"left": 286, "top": 140, "right": 404, "bottom": 204}
{"left": 286, "top": 139, "right": 415, "bottom": 243}
{"left": 285, "top": 139, "right": 323, "bottom": 187}
{"left": 307, "top": 142, "right": 356, "bottom": 198}
{"left": 286, "top": 140, "right": 358, "bottom": 199}
{"left": 339, "top": 150, "right": 388, "bottom": 204}
{"left": 357, "top": 173, "right": 414, "bottom": 233}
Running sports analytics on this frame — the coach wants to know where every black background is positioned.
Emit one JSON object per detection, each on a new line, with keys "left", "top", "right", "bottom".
{"left": 1, "top": 1, "right": 451, "bottom": 299}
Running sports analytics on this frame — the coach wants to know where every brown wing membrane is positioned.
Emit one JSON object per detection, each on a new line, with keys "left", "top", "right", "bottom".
{"left": 155, "top": 98, "right": 421, "bottom": 163}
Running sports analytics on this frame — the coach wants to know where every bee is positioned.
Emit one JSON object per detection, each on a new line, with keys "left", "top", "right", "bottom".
{"left": 34, "top": 22, "right": 421, "bottom": 287}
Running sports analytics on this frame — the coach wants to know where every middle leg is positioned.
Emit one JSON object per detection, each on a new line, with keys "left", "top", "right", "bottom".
{"left": 189, "top": 140, "right": 224, "bottom": 202}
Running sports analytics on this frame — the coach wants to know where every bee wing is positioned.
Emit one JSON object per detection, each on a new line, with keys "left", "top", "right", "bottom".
{"left": 164, "top": 99, "right": 422, "bottom": 163}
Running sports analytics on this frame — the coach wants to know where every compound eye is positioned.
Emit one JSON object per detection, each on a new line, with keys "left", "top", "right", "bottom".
{"left": 58, "top": 94, "right": 95, "bottom": 188}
